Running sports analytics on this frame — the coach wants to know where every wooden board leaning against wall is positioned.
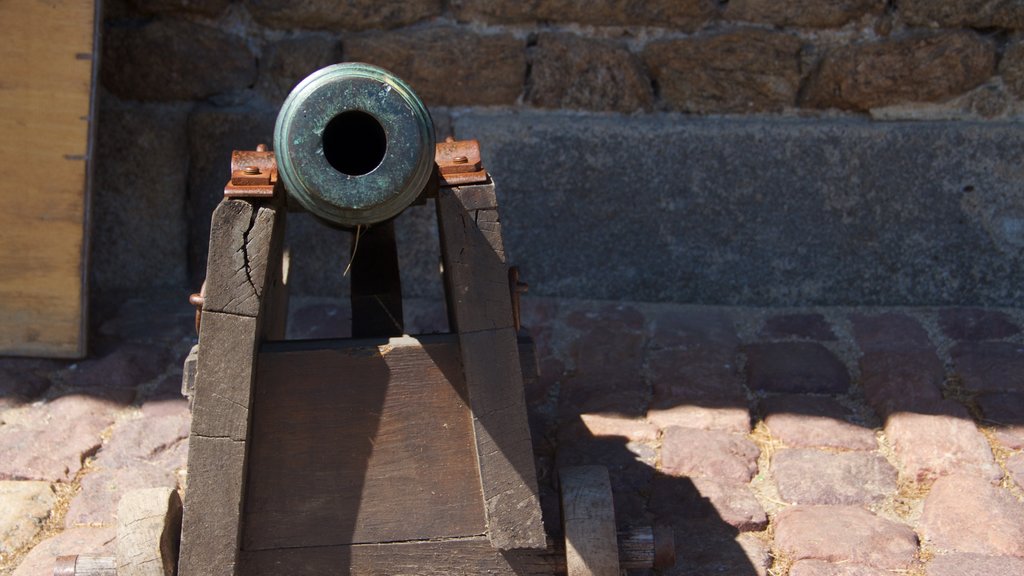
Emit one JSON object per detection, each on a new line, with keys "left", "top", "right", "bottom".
{"left": 0, "top": 0, "right": 99, "bottom": 358}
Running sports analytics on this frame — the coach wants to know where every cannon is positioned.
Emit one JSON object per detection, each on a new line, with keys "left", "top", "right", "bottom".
{"left": 57, "top": 64, "right": 673, "bottom": 576}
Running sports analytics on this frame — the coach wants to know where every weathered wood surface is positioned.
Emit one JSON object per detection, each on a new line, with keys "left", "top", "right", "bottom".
{"left": 56, "top": 530, "right": 663, "bottom": 575}
{"left": 240, "top": 537, "right": 556, "bottom": 576}
{"left": 437, "top": 186, "right": 514, "bottom": 333}
{"left": 561, "top": 466, "right": 620, "bottom": 576}
{"left": 116, "top": 487, "right": 182, "bottom": 576}
{"left": 350, "top": 220, "right": 404, "bottom": 337}
{"left": 0, "top": 0, "right": 98, "bottom": 357}
{"left": 202, "top": 199, "right": 281, "bottom": 317}
{"left": 178, "top": 199, "right": 282, "bottom": 576}
{"left": 54, "top": 555, "right": 117, "bottom": 576}
{"left": 243, "top": 336, "right": 486, "bottom": 550}
{"left": 437, "top": 187, "right": 545, "bottom": 550}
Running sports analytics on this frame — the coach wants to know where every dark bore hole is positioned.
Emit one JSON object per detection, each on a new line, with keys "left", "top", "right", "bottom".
{"left": 322, "top": 110, "right": 387, "bottom": 176}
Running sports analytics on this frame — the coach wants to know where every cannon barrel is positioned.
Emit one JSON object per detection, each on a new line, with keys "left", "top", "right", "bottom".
{"left": 274, "top": 63, "right": 435, "bottom": 227}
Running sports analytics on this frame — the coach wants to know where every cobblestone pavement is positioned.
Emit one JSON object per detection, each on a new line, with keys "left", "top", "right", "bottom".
{"left": 1, "top": 296, "right": 1023, "bottom": 575}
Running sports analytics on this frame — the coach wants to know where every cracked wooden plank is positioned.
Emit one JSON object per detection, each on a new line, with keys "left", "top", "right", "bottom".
{"left": 179, "top": 198, "right": 284, "bottom": 576}
{"left": 436, "top": 188, "right": 545, "bottom": 550}
{"left": 203, "top": 199, "right": 280, "bottom": 317}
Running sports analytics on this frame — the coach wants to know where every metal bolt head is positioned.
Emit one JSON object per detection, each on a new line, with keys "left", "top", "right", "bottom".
{"left": 244, "top": 166, "right": 261, "bottom": 175}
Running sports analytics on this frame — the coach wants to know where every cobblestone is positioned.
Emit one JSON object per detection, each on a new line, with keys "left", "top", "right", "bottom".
{"left": 772, "top": 449, "right": 897, "bottom": 505}
{"left": 859, "top": 349, "right": 945, "bottom": 416}
{"left": 11, "top": 526, "right": 115, "bottom": 576}
{"left": 885, "top": 406, "right": 1001, "bottom": 484}
{"left": 761, "top": 395, "right": 877, "bottom": 450}
{"left": 774, "top": 506, "right": 919, "bottom": 569}
{"left": 920, "top": 474, "right": 1024, "bottom": 556}
{"left": 759, "top": 313, "right": 837, "bottom": 341}
{"left": 977, "top": 392, "right": 1024, "bottom": 449}
{"left": 0, "top": 396, "right": 119, "bottom": 482}
{"left": 850, "top": 312, "right": 933, "bottom": 352}
{"left": 661, "top": 427, "right": 760, "bottom": 483}
{"left": 1007, "top": 453, "right": 1024, "bottom": 490}
{"left": 926, "top": 553, "right": 1024, "bottom": 576}
{"left": 744, "top": 342, "right": 850, "bottom": 394}
{"left": 7, "top": 299, "right": 1024, "bottom": 574}
{"left": 939, "top": 308, "right": 1020, "bottom": 341}
{"left": 650, "top": 474, "right": 767, "bottom": 531}
{"left": 790, "top": 560, "right": 891, "bottom": 576}
{"left": 952, "top": 342, "right": 1024, "bottom": 393}
{"left": 0, "top": 481, "right": 54, "bottom": 556}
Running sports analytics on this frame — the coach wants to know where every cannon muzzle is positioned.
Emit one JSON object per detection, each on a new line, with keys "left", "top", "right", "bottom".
{"left": 274, "top": 63, "right": 435, "bottom": 227}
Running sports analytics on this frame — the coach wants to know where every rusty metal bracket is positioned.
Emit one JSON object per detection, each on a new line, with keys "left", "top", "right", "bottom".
{"left": 224, "top": 144, "right": 278, "bottom": 198}
{"left": 436, "top": 137, "right": 489, "bottom": 187}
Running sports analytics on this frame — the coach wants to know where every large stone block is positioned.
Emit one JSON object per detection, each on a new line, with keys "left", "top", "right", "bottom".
{"left": 453, "top": 112, "right": 1024, "bottom": 306}
{"left": 999, "top": 35, "right": 1024, "bottom": 98}
{"left": 244, "top": 0, "right": 441, "bottom": 31}
{"left": 644, "top": 29, "right": 802, "bottom": 113}
{"left": 725, "top": 0, "right": 884, "bottom": 27}
{"left": 256, "top": 35, "right": 343, "bottom": 105}
{"left": 803, "top": 31, "right": 995, "bottom": 111}
{"left": 92, "top": 97, "right": 190, "bottom": 296}
{"left": 526, "top": 33, "right": 652, "bottom": 113}
{"left": 130, "top": 0, "right": 230, "bottom": 16}
{"left": 450, "top": 0, "right": 715, "bottom": 31}
{"left": 344, "top": 27, "right": 524, "bottom": 106}
{"left": 102, "top": 20, "right": 256, "bottom": 102}
{"left": 900, "top": 0, "right": 1024, "bottom": 29}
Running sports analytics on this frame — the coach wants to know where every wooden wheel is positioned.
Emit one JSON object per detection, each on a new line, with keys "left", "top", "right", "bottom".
{"left": 560, "top": 465, "right": 621, "bottom": 576}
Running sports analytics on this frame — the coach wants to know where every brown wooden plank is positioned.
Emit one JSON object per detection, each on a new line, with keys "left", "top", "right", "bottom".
{"left": 202, "top": 200, "right": 281, "bottom": 317}
{"left": 243, "top": 336, "right": 486, "bottom": 550}
{"left": 178, "top": 435, "right": 247, "bottom": 576}
{"left": 350, "top": 220, "right": 404, "bottom": 337}
{"left": 239, "top": 537, "right": 557, "bottom": 576}
{"left": 188, "top": 312, "right": 259, "bottom": 441}
{"left": 461, "top": 328, "right": 546, "bottom": 549}
{"left": 436, "top": 189, "right": 514, "bottom": 333}
{"left": 178, "top": 312, "right": 260, "bottom": 576}
{"left": 179, "top": 198, "right": 283, "bottom": 576}
{"left": 452, "top": 182, "right": 498, "bottom": 211}
{"left": 437, "top": 187, "right": 545, "bottom": 549}
{"left": 0, "top": 0, "right": 98, "bottom": 358}
{"left": 560, "top": 466, "right": 619, "bottom": 576}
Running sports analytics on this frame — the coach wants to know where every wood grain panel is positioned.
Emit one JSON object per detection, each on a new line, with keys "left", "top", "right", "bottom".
{"left": 0, "top": 0, "right": 98, "bottom": 357}
{"left": 243, "top": 336, "right": 487, "bottom": 550}
{"left": 239, "top": 537, "right": 558, "bottom": 576}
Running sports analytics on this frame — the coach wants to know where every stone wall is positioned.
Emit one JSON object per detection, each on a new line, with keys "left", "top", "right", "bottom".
{"left": 93, "top": 0, "right": 1024, "bottom": 306}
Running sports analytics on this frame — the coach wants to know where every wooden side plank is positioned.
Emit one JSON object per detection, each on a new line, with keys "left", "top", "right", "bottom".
{"left": 461, "top": 328, "right": 546, "bottom": 550}
{"left": 239, "top": 537, "right": 557, "bottom": 576}
{"left": 179, "top": 198, "right": 282, "bottom": 576}
{"left": 243, "top": 337, "right": 486, "bottom": 550}
{"left": 178, "top": 435, "right": 247, "bottom": 576}
{"left": 436, "top": 188, "right": 545, "bottom": 550}
{"left": 437, "top": 187, "right": 514, "bottom": 334}
{"left": 0, "top": 0, "right": 98, "bottom": 357}
{"left": 561, "top": 466, "right": 620, "bottom": 576}
{"left": 62, "top": 529, "right": 664, "bottom": 576}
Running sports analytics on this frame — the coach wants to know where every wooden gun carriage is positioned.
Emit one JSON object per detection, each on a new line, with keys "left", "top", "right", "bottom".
{"left": 57, "top": 64, "right": 672, "bottom": 576}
